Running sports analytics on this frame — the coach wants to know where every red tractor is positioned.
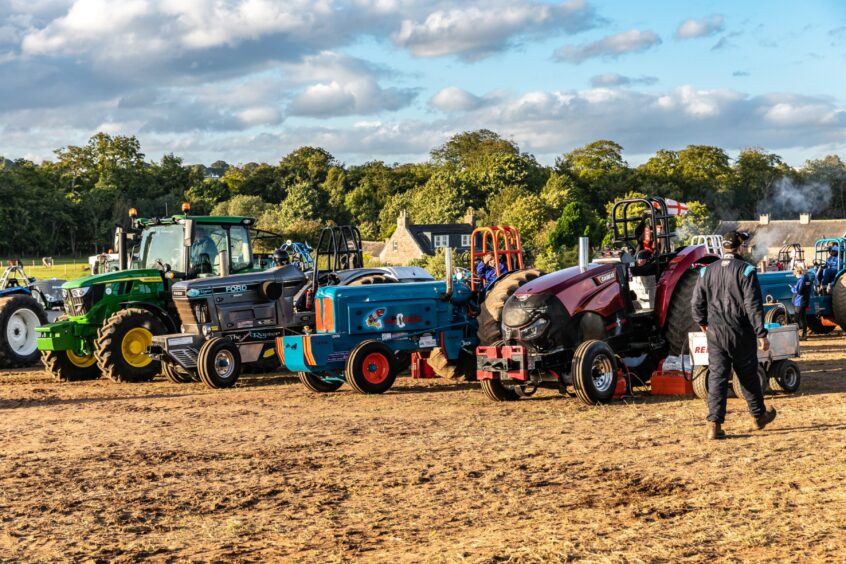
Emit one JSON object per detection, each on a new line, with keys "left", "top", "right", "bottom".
{"left": 476, "top": 196, "right": 720, "bottom": 404}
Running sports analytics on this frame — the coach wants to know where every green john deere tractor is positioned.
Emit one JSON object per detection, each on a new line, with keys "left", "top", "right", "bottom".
{"left": 36, "top": 206, "right": 272, "bottom": 382}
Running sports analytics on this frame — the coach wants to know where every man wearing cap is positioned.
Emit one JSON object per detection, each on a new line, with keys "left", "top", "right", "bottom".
{"left": 692, "top": 230, "right": 777, "bottom": 440}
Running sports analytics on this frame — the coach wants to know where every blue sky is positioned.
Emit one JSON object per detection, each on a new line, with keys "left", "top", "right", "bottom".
{"left": 0, "top": 0, "right": 844, "bottom": 167}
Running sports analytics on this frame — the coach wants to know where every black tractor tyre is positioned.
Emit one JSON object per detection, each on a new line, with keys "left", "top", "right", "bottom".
{"left": 664, "top": 270, "right": 701, "bottom": 356}
{"left": 731, "top": 364, "right": 769, "bottom": 398}
{"left": 96, "top": 308, "right": 167, "bottom": 383}
{"left": 830, "top": 275, "right": 846, "bottom": 330}
{"left": 298, "top": 371, "right": 344, "bottom": 393}
{"left": 571, "top": 340, "right": 618, "bottom": 406}
{"left": 769, "top": 359, "right": 801, "bottom": 393}
{"left": 41, "top": 350, "right": 100, "bottom": 382}
{"left": 0, "top": 294, "right": 48, "bottom": 368}
{"left": 806, "top": 314, "right": 836, "bottom": 335}
{"left": 345, "top": 340, "right": 398, "bottom": 394}
{"left": 162, "top": 361, "right": 195, "bottom": 384}
{"left": 197, "top": 337, "right": 242, "bottom": 389}
{"left": 477, "top": 269, "right": 544, "bottom": 346}
{"left": 692, "top": 365, "right": 709, "bottom": 400}
{"left": 764, "top": 307, "right": 788, "bottom": 326}
{"left": 480, "top": 379, "right": 521, "bottom": 401}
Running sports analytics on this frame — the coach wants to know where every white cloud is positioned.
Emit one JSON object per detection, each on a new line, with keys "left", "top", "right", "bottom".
{"left": 590, "top": 73, "right": 657, "bottom": 87}
{"left": 393, "top": 0, "right": 598, "bottom": 60}
{"left": 429, "top": 87, "right": 484, "bottom": 112}
{"left": 555, "top": 29, "right": 661, "bottom": 63}
{"left": 676, "top": 15, "right": 724, "bottom": 39}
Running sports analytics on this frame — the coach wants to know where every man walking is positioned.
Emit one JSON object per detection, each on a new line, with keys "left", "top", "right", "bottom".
{"left": 692, "top": 231, "right": 777, "bottom": 439}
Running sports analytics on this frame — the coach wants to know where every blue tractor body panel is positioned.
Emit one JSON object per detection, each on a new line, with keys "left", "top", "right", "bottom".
{"left": 278, "top": 280, "right": 477, "bottom": 378}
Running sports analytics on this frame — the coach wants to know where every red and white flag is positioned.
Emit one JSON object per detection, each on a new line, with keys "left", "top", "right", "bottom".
{"left": 655, "top": 198, "right": 688, "bottom": 216}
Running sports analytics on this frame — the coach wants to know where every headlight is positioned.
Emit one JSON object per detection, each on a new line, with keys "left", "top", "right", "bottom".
{"left": 70, "top": 287, "right": 90, "bottom": 298}
{"left": 519, "top": 317, "right": 549, "bottom": 341}
{"left": 201, "top": 323, "right": 213, "bottom": 336}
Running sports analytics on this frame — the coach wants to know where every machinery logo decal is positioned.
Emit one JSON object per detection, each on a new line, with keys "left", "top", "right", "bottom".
{"left": 366, "top": 308, "right": 386, "bottom": 328}
{"left": 225, "top": 284, "right": 248, "bottom": 294}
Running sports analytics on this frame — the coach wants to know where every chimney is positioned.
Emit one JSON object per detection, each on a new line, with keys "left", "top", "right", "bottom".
{"left": 759, "top": 214, "right": 769, "bottom": 226}
{"left": 463, "top": 207, "right": 476, "bottom": 227}
{"left": 397, "top": 209, "right": 409, "bottom": 229}
{"left": 799, "top": 213, "right": 811, "bottom": 225}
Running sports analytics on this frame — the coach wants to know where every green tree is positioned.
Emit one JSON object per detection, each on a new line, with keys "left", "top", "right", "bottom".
{"left": 211, "top": 194, "right": 268, "bottom": 218}
{"left": 675, "top": 201, "right": 717, "bottom": 243}
{"left": 801, "top": 155, "right": 846, "bottom": 218}
{"left": 556, "top": 140, "right": 629, "bottom": 208}
{"left": 729, "top": 147, "right": 787, "bottom": 218}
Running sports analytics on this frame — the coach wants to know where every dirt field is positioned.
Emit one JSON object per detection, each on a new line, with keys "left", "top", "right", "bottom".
{"left": 2, "top": 335, "right": 846, "bottom": 562}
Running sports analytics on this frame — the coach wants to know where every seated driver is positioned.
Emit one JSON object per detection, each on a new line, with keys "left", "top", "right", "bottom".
{"left": 475, "top": 252, "right": 508, "bottom": 288}
{"left": 190, "top": 228, "right": 219, "bottom": 275}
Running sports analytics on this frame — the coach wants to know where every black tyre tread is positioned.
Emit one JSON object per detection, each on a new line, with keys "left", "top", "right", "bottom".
{"left": 571, "top": 340, "right": 618, "bottom": 406}
{"left": 731, "top": 366, "right": 768, "bottom": 398}
{"left": 345, "top": 340, "right": 398, "bottom": 394}
{"left": 692, "top": 366, "right": 709, "bottom": 400}
{"left": 197, "top": 337, "right": 241, "bottom": 389}
{"left": 162, "top": 362, "right": 194, "bottom": 384}
{"left": 41, "top": 350, "right": 100, "bottom": 382}
{"left": 477, "top": 269, "right": 543, "bottom": 346}
{"left": 764, "top": 307, "right": 788, "bottom": 326}
{"left": 480, "top": 379, "right": 520, "bottom": 401}
{"left": 298, "top": 371, "right": 343, "bottom": 393}
{"left": 665, "top": 270, "right": 700, "bottom": 356}
{"left": 833, "top": 275, "right": 846, "bottom": 330}
{"left": 770, "top": 359, "right": 801, "bottom": 393}
{"left": 0, "top": 294, "right": 48, "bottom": 368}
{"left": 95, "top": 308, "right": 165, "bottom": 383}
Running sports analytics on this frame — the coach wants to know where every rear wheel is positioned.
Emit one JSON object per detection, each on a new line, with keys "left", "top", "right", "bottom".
{"left": 769, "top": 359, "right": 801, "bottom": 393}
{"left": 345, "top": 341, "right": 398, "bottom": 394}
{"left": 41, "top": 349, "right": 100, "bottom": 382}
{"left": 0, "top": 295, "right": 48, "bottom": 368}
{"left": 197, "top": 337, "right": 242, "bottom": 389}
{"left": 477, "top": 269, "right": 543, "bottom": 345}
{"left": 96, "top": 308, "right": 166, "bottom": 382}
{"left": 571, "top": 340, "right": 618, "bottom": 405}
{"left": 664, "top": 270, "right": 701, "bottom": 355}
{"left": 731, "top": 365, "right": 769, "bottom": 398}
{"left": 480, "top": 379, "right": 521, "bottom": 401}
{"left": 298, "top": 371, "right": 343, "bottom": 393}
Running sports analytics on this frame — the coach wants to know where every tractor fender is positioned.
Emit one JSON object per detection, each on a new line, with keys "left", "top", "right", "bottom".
{"left": 119, "top": 301, "right": 178, "bottom": 333}
{"left": 654, "top": 246, "right": 718, "bottom": 327}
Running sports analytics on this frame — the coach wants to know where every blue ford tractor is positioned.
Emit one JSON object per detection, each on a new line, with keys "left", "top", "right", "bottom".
{"left": 757, "top": 238, "right": 846, "bottom": 334}
{"left": 278, "top": 226, "right": 542, "bottom": 394}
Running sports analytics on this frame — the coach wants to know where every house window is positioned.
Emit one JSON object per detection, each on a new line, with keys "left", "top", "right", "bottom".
{"left": 460, "top": 234, "right": 471, "bottom": 247}
{"left": 433, "top": 234, "right": 449, "bottom": 248}
{"left": 392, "top": 240, "right": 398, "bottom": 251}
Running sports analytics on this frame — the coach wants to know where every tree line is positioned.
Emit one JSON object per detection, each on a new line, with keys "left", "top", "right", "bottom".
{"left": 1, "top": 130, "right": 844, "bottom": 269}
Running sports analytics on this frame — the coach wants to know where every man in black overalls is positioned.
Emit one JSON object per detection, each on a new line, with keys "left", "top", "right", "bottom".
{"left": 692, "top": 231, "right": 777, "bottom": 439}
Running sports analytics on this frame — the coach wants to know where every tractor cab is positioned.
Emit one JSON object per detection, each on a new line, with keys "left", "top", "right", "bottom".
{"left": 468, "top": 226, "right": 525, "bottom": 293}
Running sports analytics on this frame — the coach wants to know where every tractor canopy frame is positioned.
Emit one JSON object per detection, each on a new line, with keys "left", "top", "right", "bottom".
{"left": 469, "top": 226, "right": 524, "bottom": 292}
{"left": 610, "top": 196, "right": 677, "bottom": 275}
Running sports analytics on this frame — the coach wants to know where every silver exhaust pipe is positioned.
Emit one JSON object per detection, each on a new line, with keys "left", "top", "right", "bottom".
{"left": 218, "top": 250, "right": 229, "bottom": 276}
{"left": 442, "top": 247, "right": 453, "bottom": 300}
{"left": 578, "top": 237, "right": 590, "bottom": 271}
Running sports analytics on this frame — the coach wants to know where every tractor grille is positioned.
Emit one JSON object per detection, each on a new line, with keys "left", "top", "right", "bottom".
{"left": 62, "top": 285, "right": 104, "bottom": 317}
{"left": 173, "top": 297, "right": 209, "bottom": 325}
{"left": 174, "top": 298, "right": 196, "bottom": 325}
{"left": 170, "top": 347, "right": 199, "bottom": 368}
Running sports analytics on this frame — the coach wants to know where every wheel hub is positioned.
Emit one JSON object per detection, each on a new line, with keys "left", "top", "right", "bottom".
{"left": 214, "top": 350, "right": 234, "bottom": 378}
{"left": 591, "top": 354, "right": 614, "bottom": 393}
{"left": 7, "top": 308, "right": 39, "bottom": 356}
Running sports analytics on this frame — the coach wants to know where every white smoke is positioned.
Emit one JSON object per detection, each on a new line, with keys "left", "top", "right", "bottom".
{"left": 759, "top": 177, "right": 832, "bottom": 218}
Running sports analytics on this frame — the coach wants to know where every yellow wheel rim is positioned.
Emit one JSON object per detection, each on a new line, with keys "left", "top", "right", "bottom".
{"left": 67, "top": 349, "right": 96, "bottom": 368}
{"left": 121, "top": 327, "right": 153, "bottom": 368}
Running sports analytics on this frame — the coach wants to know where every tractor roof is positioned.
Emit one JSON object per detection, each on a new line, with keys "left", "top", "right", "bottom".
{"left": 136, "top": 214, "right": 255, "bottom": 227}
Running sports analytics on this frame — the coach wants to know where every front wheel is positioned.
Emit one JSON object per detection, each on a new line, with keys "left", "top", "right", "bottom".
{"left": 571, "top": 340, "right": 618, "bottom": 405}
{"left": 731, "top": 365, "right": 769, "bottom": 398}
{"left": 41, "top": 349, "right": 100, "bottom": 382}
{"left": 96, "top": 308, "right": 166, "bottom": 382}
{"left": 298, "top": 371, "right": 343, "bottom": 393}
{"left": 480, "top": 379, "right": 521, "bottom": 401}
{"left": 345, "top": 341, "right": 398, "bottom": 394}
{"left": 162, "top": 361, "right": 196, "bottom": 384}
{"left": 769, "top": 359, "right": 801, "bottom": 393}
{"left": 197, "top": 337, "right": 242, "bottom": 389}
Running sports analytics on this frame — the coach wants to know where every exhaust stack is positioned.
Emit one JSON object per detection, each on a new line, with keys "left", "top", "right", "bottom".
{"left": 218, "top": 250, "right": 229, "bottom": 277}
{"left": 578, "top": 237, "right": 590, "bottom": 272}
{"left": 442, "top": 247, "right": 453, "bottom": 300}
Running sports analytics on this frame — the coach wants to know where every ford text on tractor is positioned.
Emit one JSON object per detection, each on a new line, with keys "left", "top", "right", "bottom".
{"left": 756, "top": 237, "right": 846, "bottom": 335}
{"left": 278, "top": 226, "right": 541, "bottom": 394}
{"left": 150, "top": 225, "right": 433, "bottom": 388}
{"left": 476, "top": 196, "right": 720, "bottom": 404}
{"left": 35, "top": 204, "right": 273, "bottom": 382}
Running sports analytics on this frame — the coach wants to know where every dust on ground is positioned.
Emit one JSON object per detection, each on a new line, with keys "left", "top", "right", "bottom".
{"left": 1, "top": 334, "right": 845, "bottom": 562}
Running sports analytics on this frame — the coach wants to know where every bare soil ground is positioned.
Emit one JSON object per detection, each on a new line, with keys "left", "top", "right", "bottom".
{"left": 2, "top": 335, "right": 846, "bottom": 562}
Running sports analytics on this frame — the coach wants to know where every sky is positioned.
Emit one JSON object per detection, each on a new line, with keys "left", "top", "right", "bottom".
{"left": 0, "top": 0, "right": 844, "bottom": 167}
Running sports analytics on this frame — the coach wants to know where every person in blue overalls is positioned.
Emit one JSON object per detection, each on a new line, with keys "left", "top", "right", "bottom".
{"left": 475, "top": 252, "right": 509, "bottom": 289}
{"left": 817, "top": 246, "right": 840, "bottom": 291}
{"left": 791, "top": 263, "right": 812, "bottom": 340}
